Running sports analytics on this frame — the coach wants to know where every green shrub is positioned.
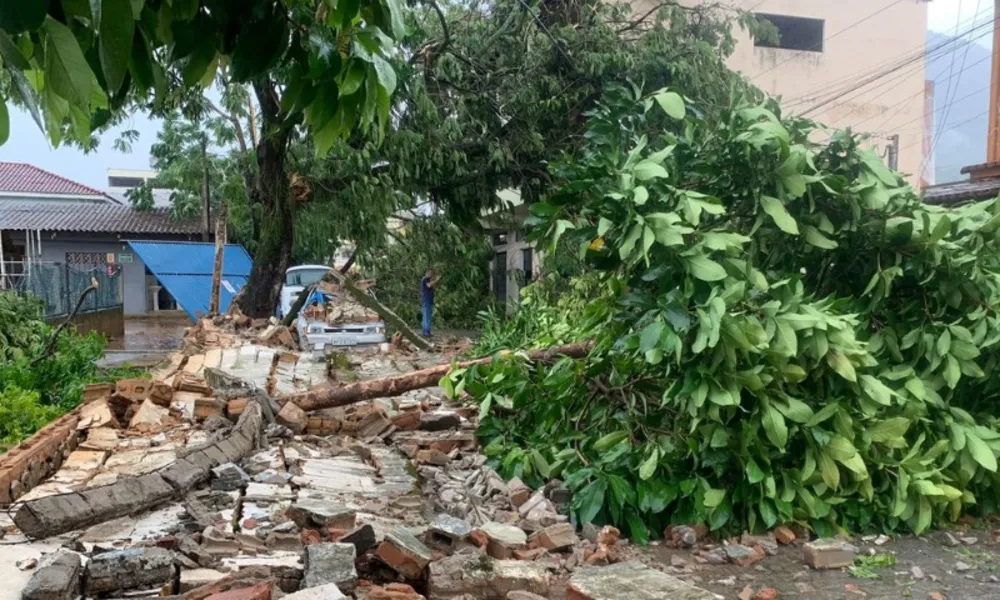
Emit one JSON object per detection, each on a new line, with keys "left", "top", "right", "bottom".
{"left": 0, "top": 292, "right": 105, "bottom": 442}
{"left": 0, "top": 385, "right": 64, "bottom": 446}
{"left": 447, "top": 84, "right": 1000, "bottom": 541}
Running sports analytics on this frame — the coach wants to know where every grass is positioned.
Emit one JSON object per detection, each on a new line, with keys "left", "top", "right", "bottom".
{"left": 850, "top": 553, "right": 898, "bottom": 580}
{"left": 90, "top": 362, "right": 151, "bottom": 385}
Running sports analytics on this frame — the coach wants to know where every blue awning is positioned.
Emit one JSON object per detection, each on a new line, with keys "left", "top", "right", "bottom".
{"left": 127, "top": 241, "right": 253, "bottom": 321}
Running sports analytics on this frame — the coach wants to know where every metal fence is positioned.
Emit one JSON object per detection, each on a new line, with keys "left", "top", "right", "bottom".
{"left": 2, "top": 262, "right": 122, "bottom": 317}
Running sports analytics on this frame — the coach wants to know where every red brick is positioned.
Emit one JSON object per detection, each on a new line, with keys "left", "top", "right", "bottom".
{"left": 774, "top": 526, "right": 796, "bottom": 545}
{"left": 366, "top": 583, "right": 424, "bottom": 600}
{"left": 754, "top": 588, "right": 779, "bottom": 600}
{"left": 468, "top": 529, "right": 488, "bottom": 548}
{"left": 514, "top": 548, "right": 549, "bottom": 561}
{"left": 300, "top": 529, "right": 321, "bottom": 546}
{"left": 205, "top": 582, "right": 273, "bottom": 600}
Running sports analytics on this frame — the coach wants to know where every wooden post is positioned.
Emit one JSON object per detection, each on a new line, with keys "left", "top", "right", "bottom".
{"left": 988, "top": 0, "right": 1000, "bottom": 162}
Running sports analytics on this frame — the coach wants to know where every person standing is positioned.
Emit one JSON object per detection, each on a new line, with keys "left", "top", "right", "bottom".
{"left": 420, "top": 267, "right": 441, "bottom": 337}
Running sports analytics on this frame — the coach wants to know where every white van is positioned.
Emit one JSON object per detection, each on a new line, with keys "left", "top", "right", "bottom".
{"left": 279, "top": 265, "right": 387, "bottom": 348}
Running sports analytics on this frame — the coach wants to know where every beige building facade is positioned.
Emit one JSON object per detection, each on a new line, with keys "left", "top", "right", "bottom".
{"left": 690, "top": 0, "right": 932, "bottom": 186}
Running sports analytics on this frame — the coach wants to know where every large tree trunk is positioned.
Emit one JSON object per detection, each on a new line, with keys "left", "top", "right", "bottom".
{"left": 238, "top": 80, "right": 294, "bottom": 318}
{"left": 285, "top": 341, "right": 593, "bottom": 411}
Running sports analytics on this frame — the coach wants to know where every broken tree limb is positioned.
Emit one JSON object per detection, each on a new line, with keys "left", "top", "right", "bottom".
{"left": 286, "top": 341, "right": 593, "bottom": 412}
{"left": 31, "top": 278, "right": 98, "bottom": 365}
{"left": 326, "top": 269, "right": 434, "bottom": 351}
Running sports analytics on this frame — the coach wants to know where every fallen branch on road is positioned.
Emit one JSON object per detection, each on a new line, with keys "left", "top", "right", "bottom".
{"left": 286, "top": 341, "right": 593, "bottom": 412}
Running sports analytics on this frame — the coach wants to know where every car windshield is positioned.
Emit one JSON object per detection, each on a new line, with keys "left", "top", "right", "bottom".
{"left": 286, "top": 268, "right": 331, "bottom": 287}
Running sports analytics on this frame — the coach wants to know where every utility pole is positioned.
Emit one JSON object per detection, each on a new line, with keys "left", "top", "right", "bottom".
{"left": 988, "top": 0, "right": 1000, "bottom": 162}
{"left": 201, "top": 134, "right": 211, "bottom": 242}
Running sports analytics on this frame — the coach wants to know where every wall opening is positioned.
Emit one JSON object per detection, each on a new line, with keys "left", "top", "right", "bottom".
{"left": 755, "top": 13, "right": 825, "bottom": 52}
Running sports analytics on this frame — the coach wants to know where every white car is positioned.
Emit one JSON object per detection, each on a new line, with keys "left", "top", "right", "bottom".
{"left": 279, "top": 265, "right": 387, "bottom": 348}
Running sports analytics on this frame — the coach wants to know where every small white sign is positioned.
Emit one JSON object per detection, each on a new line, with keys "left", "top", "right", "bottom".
{"left": 222, "top": 280, "right": 236, "bottom": 294}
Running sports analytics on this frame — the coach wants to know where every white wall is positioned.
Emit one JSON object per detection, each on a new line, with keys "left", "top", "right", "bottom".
{"left": 490, "top": 231, "right": 540, "bottom": 308}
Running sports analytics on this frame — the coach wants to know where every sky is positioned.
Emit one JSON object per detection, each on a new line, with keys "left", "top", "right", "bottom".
{"left": 0, "top": 0, "right": 992, "bottom": 191}
{"left": 929, "top": 0, "right": 995, "bottom": 49}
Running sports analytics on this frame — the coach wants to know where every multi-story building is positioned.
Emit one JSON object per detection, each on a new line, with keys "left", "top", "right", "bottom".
{"left": 701, "top": 0, "right": 932, "bottom": 187}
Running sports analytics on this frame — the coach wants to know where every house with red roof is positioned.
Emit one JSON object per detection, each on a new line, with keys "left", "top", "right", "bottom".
{"left": 0, "top": 162, "right": 210, "bottom": 318}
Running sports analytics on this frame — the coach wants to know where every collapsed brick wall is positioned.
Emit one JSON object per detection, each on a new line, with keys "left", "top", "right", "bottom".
{"left": 0, "top": 409, "right": 83, "bottom": 505}
{"left": 12, "top": 401, "right": 264, "bottom": 539}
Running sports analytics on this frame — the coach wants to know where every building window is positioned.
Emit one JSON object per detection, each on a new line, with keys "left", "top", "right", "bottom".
{"left": 492, "top": 232, "right": 508, "bottom": 246}
{"left": 522, "top": 248, "right": 533, "bottom": 282}
{"left": 493, "top": 251, "right": 507, "bottom": 303}
{"left": 754, "top": 14, "right": 824, "bottom": 52}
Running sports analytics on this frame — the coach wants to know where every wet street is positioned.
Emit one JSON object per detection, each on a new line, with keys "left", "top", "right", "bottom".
{"left": 101, "top": 312, "right": 192, "bottom": 366}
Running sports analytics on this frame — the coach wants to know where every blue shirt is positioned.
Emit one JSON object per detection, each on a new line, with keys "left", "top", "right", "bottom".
{"left": 421, "top": 275, "right": 435, "bottom": 304}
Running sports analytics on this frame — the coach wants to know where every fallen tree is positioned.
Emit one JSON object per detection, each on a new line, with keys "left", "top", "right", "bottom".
{"left": 285, "top": 342, "right": 593, "bottom": 412}
{"left": 447, "top": 85, "right": 1000, "bottom": 541}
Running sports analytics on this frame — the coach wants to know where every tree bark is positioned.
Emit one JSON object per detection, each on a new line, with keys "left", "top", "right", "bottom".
{"left": 237, "top": 79, "right": 294, "bottom": 318}
{"left": 286, "top": 341, "right": 593, "bottom": 411}
{"left": 209, "top": 194, "right": 229, "bottom": 315}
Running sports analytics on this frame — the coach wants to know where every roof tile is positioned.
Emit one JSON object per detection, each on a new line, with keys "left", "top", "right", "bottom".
{"left": 0, "top": 162, "right": 114, "bottom": 199}
{"left": 0, "top": 200, "right": 205, "bottom": 235}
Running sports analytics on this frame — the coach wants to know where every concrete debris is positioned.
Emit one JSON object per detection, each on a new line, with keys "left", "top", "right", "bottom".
{"left": 16, "top": 558, "right": 38, "bottom": 571}
{"left": 427, "top": 513, "right": 473, "bottom": 550}
{"left": 428, "top": 552, "right": 551, "bottom": 599}
{"left": 303, "top": 542, "right": 358, "bottom": 592}
{"left": 211, "top": 463, "right": 250, "bottom": 491}
{"left": 481, "top": 522, "right": 528, "bottom": 559}
{"left": 529, "top": 522, "right": 579, "bottom": 552}
{"left": 803, "top": 538, "right": 858, "bottom": 569}
{"left": 341, "top": 523, "right": 380, "bottom": 554}
{"left": 566, "top": 561, "right": 723, "bottom": 600}
{"left": 179, "top": 568, "right": 229, "bottom": 592}
{"left": 376, "top": 527, "right": 433, "bottom": 579}
{"left": 288, "top": 499, "right": 357, "bottom": 530}
{"left": 20, "top": 552, "right": 82, "bottom": 600}
{"left": 85, "top": 547, "right": 174, "bottom": 594}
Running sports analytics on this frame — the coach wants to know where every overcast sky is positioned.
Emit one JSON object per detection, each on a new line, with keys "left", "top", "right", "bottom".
{"left": 929, "top": 0, "right": 994, "bottom": 49}
{"left": 0, "top": 1, "right": 993, "bottom": 191}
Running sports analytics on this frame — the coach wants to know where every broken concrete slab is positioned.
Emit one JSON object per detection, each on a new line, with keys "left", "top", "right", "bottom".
{"left": 803, "top": 538, "right": 858, "bottom": 569}
{"left": 129, "top": 399, "right": 172, "bottom": 432}
{"left": 481, "top": 522, "right": 527, "bottom": 559}
{"left": 287, "top": 499, "right": 356, "bottom": 530}
{"left": 303, "top": 543, "right": 357, "bottom": 592}
{"left": 375, "top": 527, "right": 433, "bottom": 579}
{"left": 85, "top": 547, "right": 174, "bottom": 594}
{"left": 20, "top": 551, "right": 81, "bottom": 600}
{"left": 427, "top": 553, "right": 551, "bottom": 599}
{"left": 565, "top": 561, "right": 722, "bottom": 600}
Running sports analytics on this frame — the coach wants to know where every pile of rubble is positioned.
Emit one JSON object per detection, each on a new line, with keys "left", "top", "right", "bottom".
{"left": 2, "top": 320, "right": 750, "bottom": 600}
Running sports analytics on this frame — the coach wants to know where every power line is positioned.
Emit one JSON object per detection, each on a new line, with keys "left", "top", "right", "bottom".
{"left": 927, "top": 0, "right": 982, "bottom": 174}
{"left": 797, "top": 18, "right": 997, "bottom": 118}
{"left": 853, "top": 59, "right": 990, "bottom": 133}
{"left": 900, "top": 109, "right": 989, "bottom": 153}
{"left": 750, "top": 0, "right": 908, "bottom": 82}
{"left": 780, "top": 8, "right": 994, "bottom": 111}
{"left": 870, "top": 82, "right": 991, "bottom": 136}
